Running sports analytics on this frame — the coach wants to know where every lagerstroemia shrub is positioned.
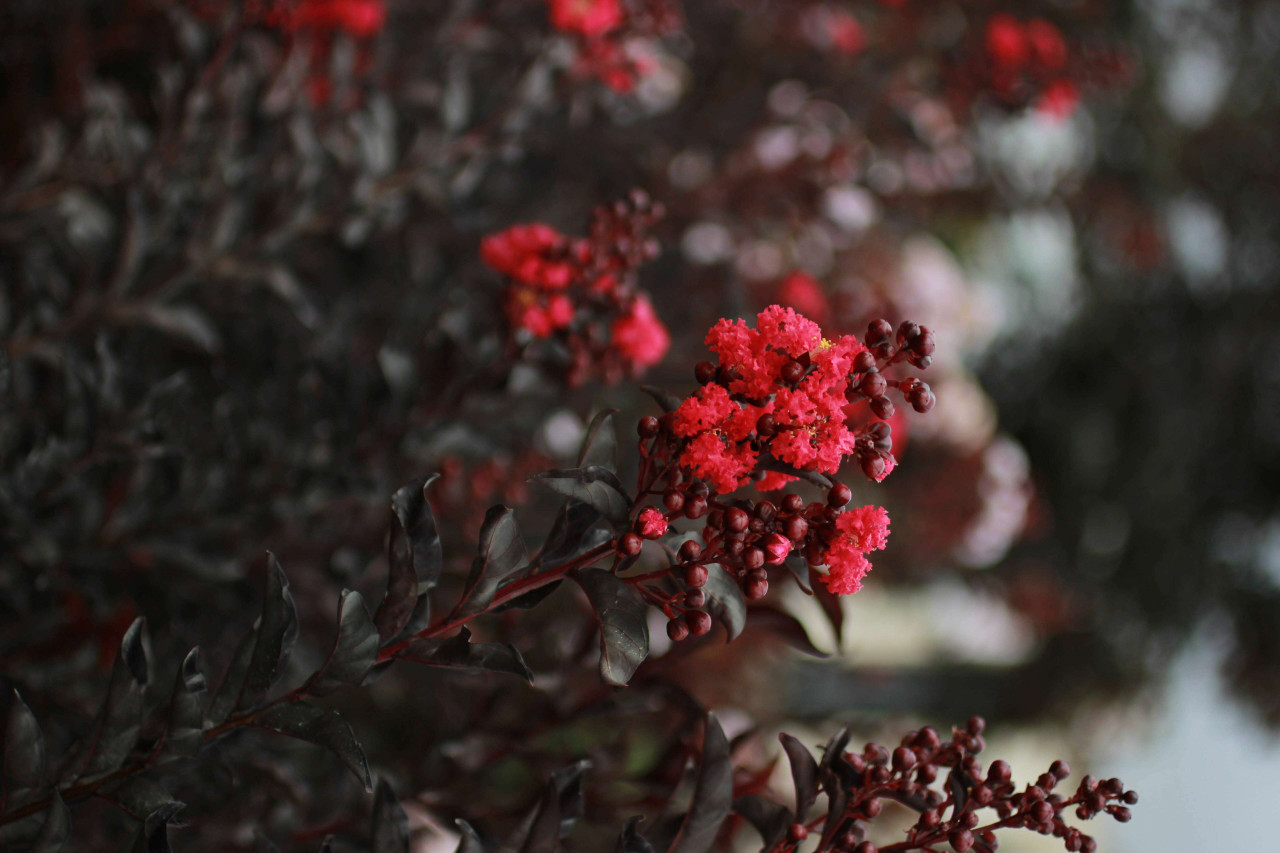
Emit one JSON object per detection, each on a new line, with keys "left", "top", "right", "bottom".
{"left": 1, "top": 301, "right": 1135, "bottom": 852}
{"left": 0, "top": 1, "right": 1141, "bottom": 851}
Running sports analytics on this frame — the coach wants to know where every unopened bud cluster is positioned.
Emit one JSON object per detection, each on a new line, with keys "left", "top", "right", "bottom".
{"left": 808, "top": 717, "right": 1137, "bottom": 853}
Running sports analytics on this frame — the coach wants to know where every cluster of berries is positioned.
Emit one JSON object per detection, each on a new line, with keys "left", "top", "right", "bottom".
{"left": 545, "top": 0, "right": 681, "bottom": 92}
{"left": 481, "top": 191, "right": 670, "bottom": 385}
{"left": 813, "top": 718, "right": 1137, "bottom": 853}
{"left": 981, "top": 14, "right": 1079, "bottom": 119}
{"left": 612, "top": 306, "right": 935, "bottom": 640}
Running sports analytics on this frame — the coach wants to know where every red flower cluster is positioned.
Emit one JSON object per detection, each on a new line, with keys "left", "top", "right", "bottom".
{"left": 544, "top": 0, "right": 680, "bottom": 92}
{"left": 617, "top": 306, "right": 935, "bottom": 632}
{"left": 670, "top": 306, "right": 930, "bottom": 495}
{"left": 481, "top": 192, "right": 670, "bottom": 384}
{"left": 548, "top": 0, "right": 624, "bottom": 39}
{"left": 982, "top": 14, "right": 1079, "bottom": 119}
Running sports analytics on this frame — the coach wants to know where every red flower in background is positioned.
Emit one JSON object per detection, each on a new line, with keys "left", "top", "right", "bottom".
{"left": 482, "top": 193, "right": 670, "bottom": 383}
{"left": 610, "top": 294, "right": 670, "bottom": 370}
{"left": 280, "top": 0, "right": 386, "bottom": 36}
{"left": 548, "top": 0, "right": 625, "bottom": 38}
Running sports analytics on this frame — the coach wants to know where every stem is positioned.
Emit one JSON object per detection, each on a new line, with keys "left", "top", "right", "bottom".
{"left": 376, "top": 540, "right": 617, "bottom": 662}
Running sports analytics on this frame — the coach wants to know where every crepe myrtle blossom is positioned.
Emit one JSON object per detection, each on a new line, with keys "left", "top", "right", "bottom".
{"left": 617, "top": 305, "right": 935, "bottom": 636}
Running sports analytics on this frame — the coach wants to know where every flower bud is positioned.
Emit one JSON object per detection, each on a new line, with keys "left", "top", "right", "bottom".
{"left": 667, "top": 617, "right": 689, "bottom": 642}
{"left": 782, "top": 359, "right": 806, "bottom": 384}
{"left": 685, "top": 565, "right": 709, "bottom": 588}
{"left": 763, "top": 532, "right": 792, "bottom": 564}
{"left": 688, "top": 610, "right": 712, "bottom": 636}
{"left": 618, "top": 533, "right": 643, "bottom": 556}
{"left": 783, "top": 516, "right": 808, "bottom": 542}
{"left": 865, "top": 319, "right": 893, "bottom": 345}
{"left": 638, "top": 416, "right": 660, "bottom": 438}
{"left": 743, "top": 577, "right": 769, "bottom": 599}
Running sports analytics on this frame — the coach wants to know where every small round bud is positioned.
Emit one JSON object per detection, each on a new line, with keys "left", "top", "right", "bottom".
{"left": 787, "top": 824, "right": 808, "bottom": 843}
{"left": 784, "top": 516, "right": 809, "bottom": 542}
{"left": 725, "top": 507, "right": 749, "bottom": 532}
{"left": 853, "top": 842, "right": 877, "bottom": 853}
{"left": 1121, "top": 791, "right": 1138, "bottom": 805}
{"left": 1032, "top": 801, "right": 1054, "bottom": 823}
{"left": 694, "top": 361, "right": 717, "bottom": 384}
{"left": 1050, "top": 760, "right": 1070, "bottom": 780}
{"left": 782, "top": 360, "right": 806, "bottom": 384}
{"left": 859, "top": 453, "right": 886, "bottom": 481}
{"left": 910, "top": 388, "right": 936, "bottom": 413}
{"left": 666, "top": 617, "right": 689, "bottom": 642}
{"left": 962, "top": 811, "right": 980, "bottom": 829}
{"left": 865, "top": 319, "right": 893, "bottom": 345}
{"left": 853, "top": 350, "right": 877, "bottom": 373}
{"left": 684, "top": 589, "right": 706, "bottom": 608}
{"left": 743, "top": 547, "right": 765, "bottom": 570}
{"left": 972, "top": 785, "right": 993, "bottom": 806}
{"left": 1082, "top": 839, "right": 1097, "bottom": 853}
{"left": 949, "top": 828, "right": 974, "bottom": 852}
{"left": 870, "top": 396, "right": 895, "bottom": 420}
{"left": 743, "top": 577, "right": 769, "bottom": 600}
{"left": 863, "top": 798, "right": 882, "bottom": 817}
{"left": 724, "top": 538, "right": 744, "bottom": 557}
{"left": 897, "top": 320, "right": 921, "bottom": 346}
{"left": 892, "top": 746, "right": 915, "bottom": 771}
{"left": 782, "top": 493, "right": 805, "bottom": 514}
{"left": 678, "top": 540, "right": 703, "bottom": 562}
{"left": 756, "top": 414, "right": 778, "bottom": 436}
{"left": 828, "top": 483, "right": 852, "bottom": 506}
{"left": 685, "top": 496, "right": 708, "bottom": 519}
{"left": 706, "top": 509, "right": 724, "bottom": 529}
{"left": 638, "top": 416, "right": 661, "bottom": 438}
{"left": 684, "top": 565, "right": 709, "bottom": 588}
{"left": 755, "top": 501, "right": 777, "bottom": 522}
{"left": 858, "top": 371, "right": 887, "bottom": 397}
{"left": 688, "top": 610, "right": 712, "bottom": 636}
{"left": 1111, "top": 806, "right": 1131, "bottom": 823}
{"left": 618, "top": 533, "right": 643, "bottom": 556}
{"left": 967, "top": 716, "right": 986, "bottom": 735}
{"left": 663, "top": 489, "right": 685, "bottom": 513}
